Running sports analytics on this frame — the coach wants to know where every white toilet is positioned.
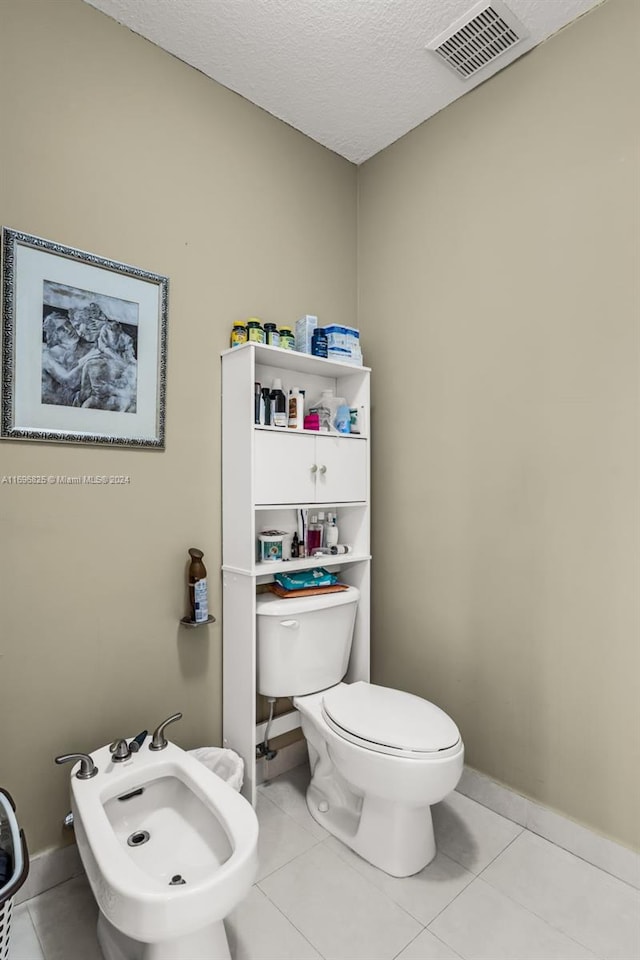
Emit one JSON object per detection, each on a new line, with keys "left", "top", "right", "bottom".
{"left": 67, "top": 740, "right": 258, "bottom": 960}
{"left": 256, "top": 587, "right": 464, "bottom": 878}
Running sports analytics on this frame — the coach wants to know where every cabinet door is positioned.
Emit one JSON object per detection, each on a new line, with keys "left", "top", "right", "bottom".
{"left": 254, "top": 431, "right": 316, "bottom": 504}
{"left": 314, "top": 436, "right": 368, "bottom": 502}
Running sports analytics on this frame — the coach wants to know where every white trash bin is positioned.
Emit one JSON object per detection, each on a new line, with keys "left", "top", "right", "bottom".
{"left": 188, "top": 747, "right": 244, "bottom": 792}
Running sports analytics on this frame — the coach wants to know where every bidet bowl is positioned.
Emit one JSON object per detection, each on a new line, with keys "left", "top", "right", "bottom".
{"left": 70, "top": 741, "right": 258, "bottom": 944}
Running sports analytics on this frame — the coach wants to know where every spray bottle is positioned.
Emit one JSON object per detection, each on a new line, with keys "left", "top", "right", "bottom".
{"left": 188, "top": 547, "right": 208, "bottom": 623}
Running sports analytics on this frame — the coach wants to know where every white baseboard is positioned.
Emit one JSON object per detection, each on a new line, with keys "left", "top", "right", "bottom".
{"left": 457, "top": 765, "right": 640, "bottom": 890}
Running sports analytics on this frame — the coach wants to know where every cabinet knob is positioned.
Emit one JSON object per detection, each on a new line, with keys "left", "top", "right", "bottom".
{"left": 319, "top": 465, "right": 327, "bottom": 475}
{"left": 310, "top": 464, "right": 318, "bottom": 473}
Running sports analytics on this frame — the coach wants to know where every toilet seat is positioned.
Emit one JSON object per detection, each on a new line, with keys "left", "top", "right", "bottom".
{"left": 321, "top": 681, "right": 461, "bottom": 759}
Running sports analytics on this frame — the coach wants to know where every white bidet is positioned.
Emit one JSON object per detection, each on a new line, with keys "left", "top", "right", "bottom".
{"left": 66, "top": 739, "right": 258, "bottom": 960}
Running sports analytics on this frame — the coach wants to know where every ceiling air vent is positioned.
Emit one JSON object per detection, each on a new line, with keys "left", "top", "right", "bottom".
{"left": 427, "top": 0, "right": 528, "bottom": 81}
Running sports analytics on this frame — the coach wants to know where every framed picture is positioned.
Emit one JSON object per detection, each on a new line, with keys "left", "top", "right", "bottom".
{"left": 1, "top": 227, "right": 168, "bottom": 447}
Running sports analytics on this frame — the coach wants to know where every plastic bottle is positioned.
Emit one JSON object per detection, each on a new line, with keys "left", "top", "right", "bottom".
{"left": 254, "top": 382, "right": 262, "bottom": 425}
{"left": 230, "top": 321, "right": 247, "bottom": 348}
{"left": 279, "top": 326, "right": 295, "bottom": 350}
{"left": 311, "top": 389, "right": 334, "bottom": 432}
{"left": 288, "top": 387, "right": 304, "bottom": 430}
{"left": 261, "top": 387, "right": 272, "bottom": 425}
{"left": 317, "top": 511, "right": 326, "bottom": 547}
{"left": 335, "top": 402, "right": 351, "bottom": 434}
{"left": 188, "top": 548, "right": 208, "bottom": 624}
{"left": 270, "top": 379, "right": 287, "bottom": 428}
{"left": 264, "top": 323, "right": 280, "bottom": 347}
{"left": 246, "top": 319, "right": 265, "bottom": 343}
{"left": 311, "top": 327, "right": 328, "bottom": 358}
{"left": 325, "top": 514, "right": 339, "bottom": 547}
{"left": 306, "top": 515, "right": 323, "bottom": 554}
{"left": 291, "top": 532, "right": 300, "bottom": 558}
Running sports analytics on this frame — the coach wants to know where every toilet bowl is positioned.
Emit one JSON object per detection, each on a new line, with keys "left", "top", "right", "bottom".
{"left": 256, "top": 587, "right": 464, "bottom": 878}
{"left": 68, "top": 740, "right": 258, "bottom": 960}
{"left": 294, "top": 681, "right": 464, "bottom": 877}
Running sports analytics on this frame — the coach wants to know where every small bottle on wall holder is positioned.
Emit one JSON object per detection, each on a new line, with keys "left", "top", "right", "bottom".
{"left": 188, "top": 547, "right": 208, "bottom": 623}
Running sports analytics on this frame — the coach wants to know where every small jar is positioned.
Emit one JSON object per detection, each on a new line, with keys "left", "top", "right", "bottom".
{"left": 246, "top": 318, "right": 265, "bottom": 344}
{"left": 279, "top": 326, "right": 295, "bottom": 350}
{"left": 264, "top": 323, "right": 280, "bottom": 347}
{"left": 230, "top": 321, "right": 247, "bottom": 348}
{"left": 311, "top": 327, "right": 328, "bottom": 358}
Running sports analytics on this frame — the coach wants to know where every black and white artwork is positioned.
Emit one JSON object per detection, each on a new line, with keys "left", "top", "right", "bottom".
{"left": 41, "top": 283, "right": 138, "bottom": 412}
{"left": 1, "top": 228, "right": 168, "bottom": 447}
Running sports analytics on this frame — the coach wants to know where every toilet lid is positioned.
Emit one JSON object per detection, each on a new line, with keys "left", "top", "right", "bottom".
{"left": 322, "top": 682, "right": 460, "bottom": 754}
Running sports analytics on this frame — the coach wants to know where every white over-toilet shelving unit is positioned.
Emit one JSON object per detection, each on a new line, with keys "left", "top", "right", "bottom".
{"left": 221, "top": 342, "right": 371, "bottom": 805}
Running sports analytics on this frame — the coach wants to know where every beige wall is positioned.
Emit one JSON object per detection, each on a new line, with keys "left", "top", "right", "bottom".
{"left": 358, "top": 0, "right": 639, "bottom": 850}
{"left": 1, "top": 0, "right": 637, "bottom": 859}
{"left": 0, "top": 0, "right": 357, "bottom": 853}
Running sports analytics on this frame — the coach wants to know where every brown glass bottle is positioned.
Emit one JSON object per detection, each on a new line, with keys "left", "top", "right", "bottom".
{"left": 188, "top": 547, "right": 208, "bottom": 623}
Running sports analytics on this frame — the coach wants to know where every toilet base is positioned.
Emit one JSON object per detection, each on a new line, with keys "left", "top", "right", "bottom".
{"left": 97, "top": 911, "right": 231, "bottom": 960}
{"left": 307, "top": 779, "right": 436, "bottom": 877}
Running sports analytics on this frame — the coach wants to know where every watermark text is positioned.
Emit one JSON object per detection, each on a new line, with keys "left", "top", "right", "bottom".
{"left": 1, "top": 475, "right": 131, "bottom": 485}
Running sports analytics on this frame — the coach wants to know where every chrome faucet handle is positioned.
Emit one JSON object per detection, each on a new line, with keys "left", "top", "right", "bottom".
{"left": 109, "top": 739, "right": 132, "bottom": 762}
{"left": 150, "top": 712, "right": 183, "bottom": 751}
{"left": 55, "top": 753, "right": 98, "bottom": 780}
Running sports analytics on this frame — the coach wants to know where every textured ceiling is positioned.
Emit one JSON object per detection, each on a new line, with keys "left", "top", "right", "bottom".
{"left": 83, "top": 0, "right": 602, "bottom": 164}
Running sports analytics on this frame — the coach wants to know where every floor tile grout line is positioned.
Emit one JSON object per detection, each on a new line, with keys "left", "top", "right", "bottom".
{"left": 387, "top": 924, "right": 428, "bottom": 960}
{"left": 474, "top": 826, "right": 526, "bottom": 877}
{"left": 457, "top": 787, "right": 640, "bottom": 892}
{"left": 421, "top": 830, "right": 527, "bottom": 935}
{"left": 473, "top": 858, "right": 621, "bottom": 959}
{"left": 254, "top": 884, "right": 329, "bottom": 960}
{"left": 477, "top": 826, "right": 640, "bottom": 946}
{"left": 257, "top": 787, "right": 327, "bottom": 842}
{"left": 255, "top": 831, "right": 325, "bottom": 884}
{"left": 24, "top": 898, "right": 51, "bottom": 959}
{"left": 389, "top": 922, "right": 465, "bottom": 960}
{"left": 424, "top": 872, "right": 486, "bottom": 935}
{"left": 312, "top": 835, "right": 432, "bottom": 931}
{"left": 424, "top": 872, "right": 609, "bottom": 960}
{"left": 523, "top": 826, "right": 640, "bottom": 892}
{"left": 326, "top": 845, "right": 477, "bottom": 930}
{"left": 258, "top": 835, "right": 425, "bottom": 938}
{"left": 431, "top": 824, "right": 523, "bottom": 879}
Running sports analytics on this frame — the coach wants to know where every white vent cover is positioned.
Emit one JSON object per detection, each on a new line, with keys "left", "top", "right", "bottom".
{"left": 427, "top": 0, "right": 528, "bottom": 80}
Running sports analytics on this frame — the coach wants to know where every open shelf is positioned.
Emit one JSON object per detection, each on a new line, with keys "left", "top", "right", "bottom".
{"left": 179, "top": 614, "right": 216, "bottom": 628}
{"left": 223, "top": 553, "right": 371, "bottom": 578}
{"left": 254, "top": 425, "right": 366, "bottom": 439}
{"left": 255, "top": 501, "right": 367, "bottom": 511}
{"left": 222, "top": 341, "right": 370, "bottom": 377}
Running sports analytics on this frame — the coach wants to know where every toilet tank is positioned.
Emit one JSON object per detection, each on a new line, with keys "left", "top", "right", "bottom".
{"left": 256, "top": 587, "right": 360, "bottom": 697}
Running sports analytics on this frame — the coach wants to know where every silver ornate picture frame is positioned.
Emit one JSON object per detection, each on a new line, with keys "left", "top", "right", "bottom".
{"left": 1, "top": 227, "right": 168, "bottom": 448}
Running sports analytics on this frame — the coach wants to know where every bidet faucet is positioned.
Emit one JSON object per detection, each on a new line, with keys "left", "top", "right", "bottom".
{"left": 150, "top": 712, "right": 183, "bottom": 751}
{"left": 55, "top": 752, "right": 98, "bottom": 780}
{"left": 110, "top": 739, "right": 132, "bottom": 762}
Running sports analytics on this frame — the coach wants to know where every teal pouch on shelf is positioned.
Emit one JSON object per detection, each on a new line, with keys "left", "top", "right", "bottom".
{"left": 274, "top": 567, "right": 338, "bottom": 591}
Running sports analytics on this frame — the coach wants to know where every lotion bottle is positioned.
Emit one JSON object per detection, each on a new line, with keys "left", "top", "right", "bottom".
{"left": 325, "top": 514, "right": 339, "bottom": 547}
{"left": 306, "top": 515, "right": 322, "bottom": 554}
{"left": 270, "top": 379, "right": 287, "bottom": 428}
{"left": 288, "top": 387, "right": 304, "bottom": 430}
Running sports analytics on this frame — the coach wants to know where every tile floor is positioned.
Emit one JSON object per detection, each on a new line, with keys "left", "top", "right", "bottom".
{"left": 8, "top": 764, "right": 640, "bottom": 960}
